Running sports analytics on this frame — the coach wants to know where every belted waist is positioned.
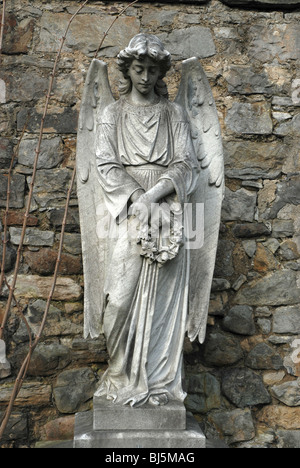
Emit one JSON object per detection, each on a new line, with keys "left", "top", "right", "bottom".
{"left": 125, "top": 163, "right": 166, "bottom": 171}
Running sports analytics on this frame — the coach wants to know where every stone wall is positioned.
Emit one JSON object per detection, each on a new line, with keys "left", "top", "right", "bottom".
{"left": 0, "top": 0, "right": 299, "bottom": 448}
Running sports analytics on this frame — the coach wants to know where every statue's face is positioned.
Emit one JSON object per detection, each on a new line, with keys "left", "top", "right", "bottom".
{"left": 127, "top": 57, "right": 160, "bottom": 96}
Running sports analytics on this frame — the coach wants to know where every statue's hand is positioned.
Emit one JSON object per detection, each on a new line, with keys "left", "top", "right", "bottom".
{"left": 130, "top": 192, "right": 155, "bottom": 226}
{"left": 130, "top": 188, "right": 145, "bottom": 204}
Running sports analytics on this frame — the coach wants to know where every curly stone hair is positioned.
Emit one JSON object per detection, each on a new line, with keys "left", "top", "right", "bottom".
{"left": 117, "top": 33, "right": 171, "bottom": 98}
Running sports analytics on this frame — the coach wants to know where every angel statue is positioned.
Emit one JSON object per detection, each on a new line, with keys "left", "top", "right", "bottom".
{"left": 76, "top": 34, "right": 224, "bottom": 408}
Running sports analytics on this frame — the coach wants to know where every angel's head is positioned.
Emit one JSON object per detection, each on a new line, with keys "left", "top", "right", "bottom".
{"left": 117, "top": 34, "right": 171, "bottom": 98}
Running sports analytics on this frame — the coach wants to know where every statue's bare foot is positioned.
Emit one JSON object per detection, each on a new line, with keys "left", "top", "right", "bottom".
{"left": 149, "top": 393, "right": 169, "bottom": 406}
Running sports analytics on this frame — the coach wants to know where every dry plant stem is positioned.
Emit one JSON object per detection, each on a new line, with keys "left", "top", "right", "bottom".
{"left": 0, "top": 118, "right": 29, "bottom": 298}
{"left": 0, "top": 168, "right": 76, "bottom": 440}
{"left": 0, "top": 0, "right": 6, "bottom": 59}
{"left": 94, "top": 0, "right": 139, "bottom": 58}
{"left": 0, "top": 0, "right": 89, "bottom": 342}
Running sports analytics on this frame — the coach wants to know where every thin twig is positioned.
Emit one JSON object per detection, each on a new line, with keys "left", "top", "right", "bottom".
{"left": 0, "top": 116, "right": 29, "bottom": 298}
{"left": 0, "top": 0, "right": 89, "bottom": 343}
{"left": 0, "top": 0, "right": 6, "bottom": 60}
{"left": 0, "top": 168, "right": 76, "bottom": 440}
{"left": 94, "top": 0, "right": 139, "bottom": 58}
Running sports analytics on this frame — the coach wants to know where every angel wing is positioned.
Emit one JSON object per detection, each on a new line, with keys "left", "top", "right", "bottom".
{"left": 76, "top": 59, "right": 115, "bottom": 338}
{"left": 175, "top": 57, "right": 225, "bottom": 344}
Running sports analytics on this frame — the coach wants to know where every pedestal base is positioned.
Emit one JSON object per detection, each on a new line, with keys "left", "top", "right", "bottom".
{"left": 93, "top": 395, "right": 186, "bottom": 431}
{"left": 73, "top": 410, "right": 206, "bottom": 449}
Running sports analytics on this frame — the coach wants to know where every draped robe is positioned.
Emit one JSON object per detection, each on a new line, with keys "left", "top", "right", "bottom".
{"left": 94, "top": 96, "right": 199, "bottom": 406}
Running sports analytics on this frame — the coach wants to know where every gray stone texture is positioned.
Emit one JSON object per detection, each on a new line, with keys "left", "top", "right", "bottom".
{"left": 202, "top": 331, "right": 243, "bottom": 366}
{"left": 159, "top": 27, "right": 216, "bottom": 59}
{"left": 273, "top": 306, "right": 300, "bottom": 335}
{"left": 222, "top": 305, "right": 256, "bottom": 335}
{"left": 0, "top": 174, "right": 25, "bottom": 208}
{"left": 185, "top": 373, "right": 221, "bottom": 414}
{"left": 18, "top": 137, "right": 63, "bottom": 170}
{"left": 208, "top": 409, "right": 255, "bottom": 445}
{"left": 225, "top": 102, "right": 273, "bottom": 135}
{"left": 245, "top": 343, "right": 283, "bottom": 370}
{"left": 235, "top": 271, "right": 300, "bottom": 306}
{"left": 53, "top": 368, "right": 97, "bottom": 414}
{"left": 221, "top": 368, "right": 271, "bottom": 407}
{"left": 27, "top": 169, "right": 77, "bottom": 209}
{"left": 9, "top": 227, "right": 54, "bottom": 247}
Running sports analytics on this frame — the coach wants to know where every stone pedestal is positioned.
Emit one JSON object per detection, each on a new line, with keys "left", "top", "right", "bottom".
{"left": 73, "top": 396, "right": 206, "bottom": 449}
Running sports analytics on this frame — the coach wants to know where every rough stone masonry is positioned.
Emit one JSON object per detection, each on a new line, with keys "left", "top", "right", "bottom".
{"left": 0, "top": 0, "right": 299, "bottom": 448}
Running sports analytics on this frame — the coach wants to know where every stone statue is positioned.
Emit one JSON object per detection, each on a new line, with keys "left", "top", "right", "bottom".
{"left": 76, "top": 34, "right": 224, "bottom": 409}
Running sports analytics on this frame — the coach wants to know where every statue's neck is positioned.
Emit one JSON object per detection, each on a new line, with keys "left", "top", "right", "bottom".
{"left": 127, "top": 88, "right": 160, "bottom": 107}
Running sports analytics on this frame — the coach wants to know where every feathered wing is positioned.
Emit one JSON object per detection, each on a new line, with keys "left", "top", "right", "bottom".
{"left": 175, "top": 57, "right": 225, "bottom": 344}
{"left": 76, "top": 59, "right": 115, "bottom": 338}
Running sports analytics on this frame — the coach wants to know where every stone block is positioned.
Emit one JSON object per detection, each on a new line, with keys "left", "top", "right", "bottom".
{"left": 0, "top": 411, "right": 28, "bottom": 443}
{"left": 222, "top": 305, "right": 256, "bottom": 336}
{"left": 224, "top": 65, "right": 274, "bottom": 95}
{"left": 27, "top": 168, "right": 77, "bottom": 210}
{"left": 9, "top": 227, "right": 54, "bottom": 247}
{"left": 48, "top": 208, "right": 80, "bottom": 232}
{"left": 0, "top": 382, "right": 52, "bottom": 407}
{"left": 257, "top": 406, "right": 300, "bottom": 430}
{"left": 4, "top": 211, "right": 38, "bottom": 227}
{"left": 0, "top": 138, "right": 13, "bottom": 169}
{"left": 9, "top": 275, "right": 82, "bottom": 301}
{"left": 221, "top": 368, "right": 271, "bottom": 408}
{"left": 247, "top": 24, "right": 300, "bottom": 62}
{"left": 1, "top": 68, "right": 48, "bottom": 103}
{"left": 234, "top": 270, "right": 300, "bottom": 306}
{"left": 54, "top": 368, "right": 97, "bottom": 414}
{"left": 208, "top": 408, "right": 255, "bottom": 445}
{"left": 222, "top": 187, "right": 257, "bottom": 222}
{"left": 93, "top": 396, "right": 186, "bottom": 431}
{"left": 24, "top": 249, "right": 82, "bottom": 276}
{"left": 74, "top": 410, "right": 206, "bottom": 448}
{"left": 202, "top": 331, "right": 243, "bottom": 366}
{"left": 225, "top": 102, "right": 273, "bottom": 135}
{"left": 224, "top": 140, "right": 288, "bottom": 180}
{"left": 185, "top": 373, "right": 221, "bottom": 414}
{"left": 0, "top": 13, "right": 35, "bottom": 54}
{"left": 37, "top": 11, "right": 140, "bottom": 56}
{"left": 245, "top": 343, "right": 283, "bottom": 370}
{"left": 0, "top": 174, "right": 26, "bottom": 209}
{"left": 277, "top": 430, "right": 300, "bottom": 448}
{"left": 233, "top": 223, "right": 271, "bottom": 238}
{"left": 13, "top": 299, "right": 82, "bottom": 343}
{"left": 18, "top": 137, "right": 63, "bottom": 170}
{"left": 273, "top": 306, "right": 300, "bottom": 334}
{"left": 0, "top": 244, "right": 16, "bottom": 273}
{"left": 17, "top": 108, "right": 78, "bottom": 134}
{"left": 159, "top": 26, "right": 216, "bottom": 59}
{"left": 0, "top": 78, "right": 5, "bottom": 104}
{"left": 271, "top": 379, "right": 300, "bottom": 407}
